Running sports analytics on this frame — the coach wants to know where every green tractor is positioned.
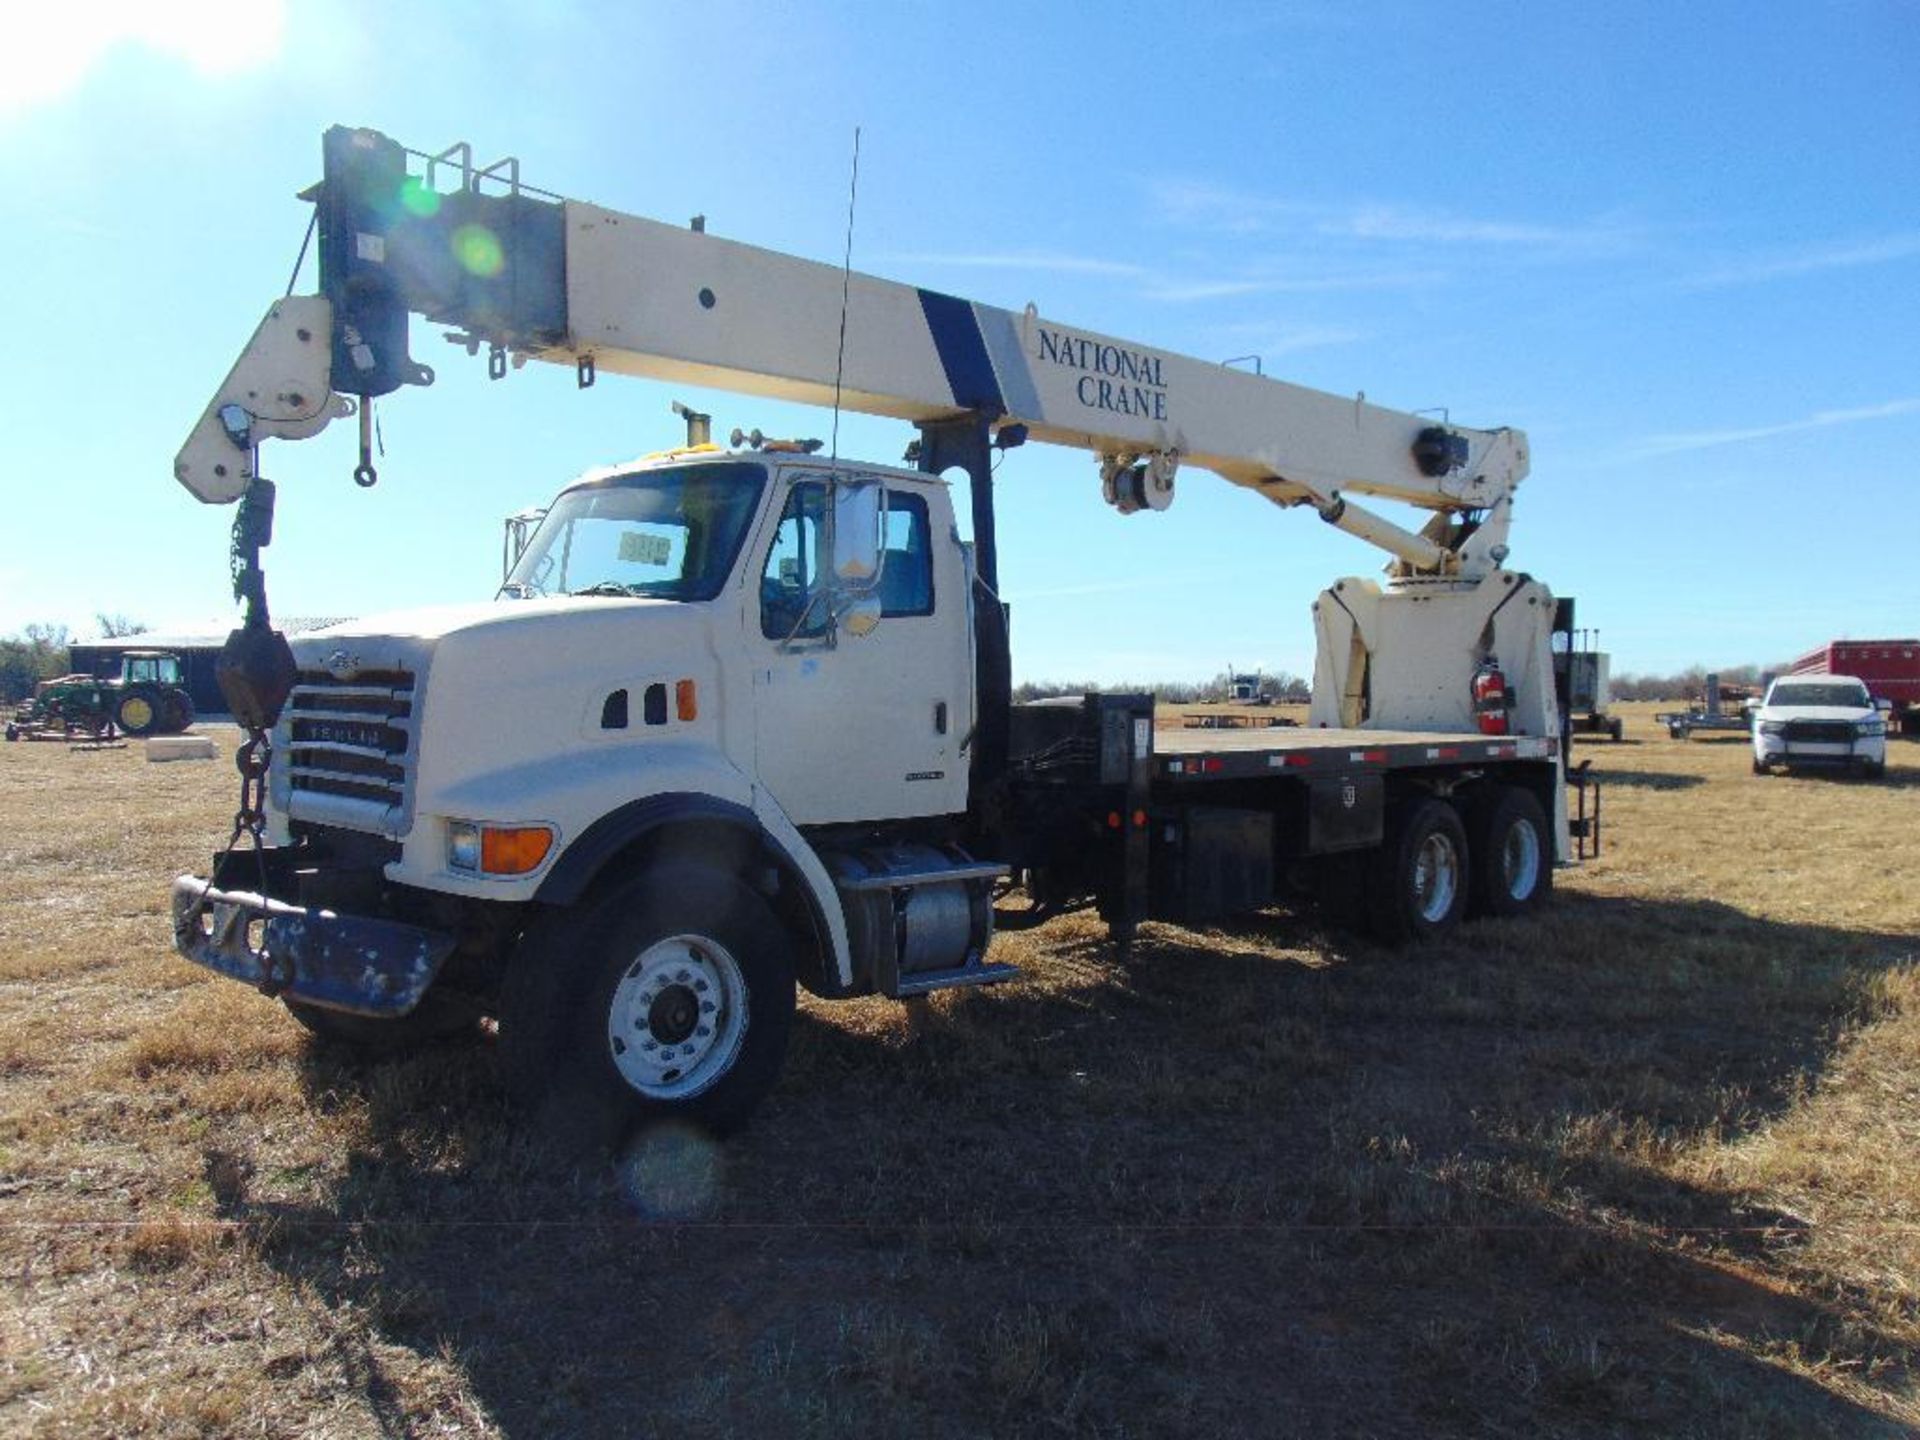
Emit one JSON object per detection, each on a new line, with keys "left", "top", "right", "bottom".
{"left": 6, "top": 650, "right": 196, "bottom": 742}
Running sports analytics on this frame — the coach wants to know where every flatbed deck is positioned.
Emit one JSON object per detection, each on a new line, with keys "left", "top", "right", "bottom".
{"left": 1155, "top": 726, "right": 1559, "bottom": 781}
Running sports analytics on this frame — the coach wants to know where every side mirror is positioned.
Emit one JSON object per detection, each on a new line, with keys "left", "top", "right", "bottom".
{"left": 831, "top": 479, "right": 885, "bottom": 587}
{"left": 1876, "top": 696, "right": 1894, "bottom": 712}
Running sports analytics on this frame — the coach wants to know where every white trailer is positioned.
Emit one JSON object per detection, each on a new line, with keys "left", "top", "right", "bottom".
{"left": 171, "top": 127, "right": 1589, "bottom": 1143}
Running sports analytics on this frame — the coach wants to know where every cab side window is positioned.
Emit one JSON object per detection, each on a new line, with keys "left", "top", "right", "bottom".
{"left": 761, "top": 483, "right": 829, "bottom": 640}
{"left": 876, "top": 493, "right": 933, "bottom": 617}
{"left": 760, "top": 482, "right": 935, "bottom": 637}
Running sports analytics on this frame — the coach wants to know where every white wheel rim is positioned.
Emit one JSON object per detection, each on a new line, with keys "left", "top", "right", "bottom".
{"left": 1500, "top": 818, "right": 1541, "bottom": 900}
{"left": 1413, "top": 831, "right": 1460, "bottom": 923}
{"left": 606, "top": 934, "right": 748, "bottom": 1100}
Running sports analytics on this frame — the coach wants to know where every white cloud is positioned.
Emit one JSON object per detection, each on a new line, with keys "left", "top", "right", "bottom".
{"left": 878, "top": 250, "right": 1147, "bottom": 279}
{"left": 1637, "top": 397, "right": 1920, "bottom": 456}
{"left": 0, "top": 1, "right": 286, "bottom": 117}
{"left": 1682, "top": 232, "right": 1920, "bottom": 288}
{"left": 1142, "top": 269, "right": 1439, "bottom": 302}
{"left": 1149, "top": 179, "right": 1644, "bottom": 257}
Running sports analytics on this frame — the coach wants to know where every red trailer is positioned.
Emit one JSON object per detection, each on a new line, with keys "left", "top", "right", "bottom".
{"left": 1789, "top": 639, "right": 1920, "bottom": 735}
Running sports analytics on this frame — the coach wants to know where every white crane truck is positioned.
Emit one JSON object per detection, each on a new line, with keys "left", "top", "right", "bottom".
{"left": 172, "top": 127, "right": 1590, "bottom": 1141}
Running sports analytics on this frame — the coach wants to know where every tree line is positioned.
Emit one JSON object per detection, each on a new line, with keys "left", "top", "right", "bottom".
{"left": 1015, "top": 669, "right": 1313, "bottom": 705}
{"left": 0, "top": 617, "right": 148, "bottom": 703}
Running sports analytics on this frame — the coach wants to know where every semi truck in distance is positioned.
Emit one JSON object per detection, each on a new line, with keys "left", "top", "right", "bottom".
{"left": 170, "top": 126, "right": 1589, "bottom": 1145}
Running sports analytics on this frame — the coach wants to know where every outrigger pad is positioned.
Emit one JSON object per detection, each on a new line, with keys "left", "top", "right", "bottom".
{"left": 216, "top": 621, "right": 299, "bottom": 730}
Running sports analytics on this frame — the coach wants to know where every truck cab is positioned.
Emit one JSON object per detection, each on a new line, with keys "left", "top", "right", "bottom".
{"left": 268, "top": 449, "right": 976, "bottom": 905}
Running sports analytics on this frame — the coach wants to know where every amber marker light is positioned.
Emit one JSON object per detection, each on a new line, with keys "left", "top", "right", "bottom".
{"left": 480, "top": 825, "right": 554, "bottom": 876}
{"left": 675, "top": 679, "right": 698, "bottom": 722}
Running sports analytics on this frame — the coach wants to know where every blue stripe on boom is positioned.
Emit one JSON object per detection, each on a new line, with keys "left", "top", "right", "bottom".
{"left": 918, "top": 289, "right": 1005, "bottom": 413}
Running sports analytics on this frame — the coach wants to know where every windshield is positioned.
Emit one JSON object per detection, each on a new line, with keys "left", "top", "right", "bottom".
{"left": 1768, "top": 681, "right": 1870, "bottom": 708}
{"left": 502, "top": 461, "right": 767, "bottom": 602}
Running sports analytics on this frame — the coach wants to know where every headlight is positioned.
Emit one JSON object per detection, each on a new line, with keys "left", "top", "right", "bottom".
{"left": 448, "top": 820, "right": 482, "bottom": 872}
{"left": 1758, "top": 720, "right": 1786, "bottom": 735}
{"left": 1856, "top": 719, "right": 1885, "bottom": 737}
{"left": 446, "top": 820, "right": 554, "bottom": 876}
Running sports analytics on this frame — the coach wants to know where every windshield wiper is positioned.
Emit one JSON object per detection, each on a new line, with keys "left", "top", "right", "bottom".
{"left": 570, "top": 582, "right": 642, "bottom": 598}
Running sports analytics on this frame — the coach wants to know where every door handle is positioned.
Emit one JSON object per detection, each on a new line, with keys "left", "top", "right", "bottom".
{"left": 934, "top": 701, "right": 948, "bottom": 735}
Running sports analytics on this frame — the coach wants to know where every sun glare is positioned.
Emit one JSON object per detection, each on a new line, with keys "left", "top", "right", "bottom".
{"left": 0, "top": 0, "right": 287, "bottom": 117}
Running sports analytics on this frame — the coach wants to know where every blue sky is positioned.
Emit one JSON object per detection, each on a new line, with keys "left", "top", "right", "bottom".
{"left": 2, "top": 1, "right": 1914, "bottom": 683}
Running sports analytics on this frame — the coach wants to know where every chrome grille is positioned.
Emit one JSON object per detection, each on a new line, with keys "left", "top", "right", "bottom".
{"left": 1784, "top": 720, "right": 1852, "bottom": 745}
{"left": 283, "top": 668, "right": 416, "bottom": 827}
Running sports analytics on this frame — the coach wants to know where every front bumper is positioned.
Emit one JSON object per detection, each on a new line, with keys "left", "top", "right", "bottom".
{"left": 171, "top": 875, "right": 457, "bottom": 1016}
{"left": 1755, "top": 737, "right": 1882, "bottom": 768}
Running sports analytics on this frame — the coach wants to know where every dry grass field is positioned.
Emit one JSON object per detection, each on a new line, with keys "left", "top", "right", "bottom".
{"left": 2, "top": 703, "right": 1916, "bottom": 1437}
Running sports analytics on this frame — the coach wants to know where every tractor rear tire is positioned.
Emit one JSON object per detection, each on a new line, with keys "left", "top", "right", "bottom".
{"left": 115, "top": 686, "right": 164, "bottom": 737}
{"left": 161, "top": 690, "right": 195, "bottom": 733}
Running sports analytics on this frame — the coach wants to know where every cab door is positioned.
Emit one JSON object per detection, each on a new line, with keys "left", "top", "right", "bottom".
{"left": 749, "top": 475, "right": 971, "bottom": 824}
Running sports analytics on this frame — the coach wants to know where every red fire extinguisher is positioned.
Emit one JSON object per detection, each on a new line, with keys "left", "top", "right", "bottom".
{"left": 1472, "top": 657, "right": 1510, "bottom": 736}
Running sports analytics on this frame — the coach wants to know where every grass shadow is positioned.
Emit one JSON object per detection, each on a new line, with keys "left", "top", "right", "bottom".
{"left": 209, "top": 892, "right": 1916, "bottom": 1437}
{"left": 1578, "top": 768, "right": 1705, "bottom": 791}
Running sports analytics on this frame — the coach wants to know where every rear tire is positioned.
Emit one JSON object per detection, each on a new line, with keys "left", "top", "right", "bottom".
{"left": 1366, "top": 797, "right": 1469, "bottom": 944}
{"left": 161, "top": 690, "right": 195, "bottom": 733}
{"left": 1469, "top": 787, "right": 1552, "bottom": 919}
{"left": 499, "top": 864, "right": 795, "bottom": 1151}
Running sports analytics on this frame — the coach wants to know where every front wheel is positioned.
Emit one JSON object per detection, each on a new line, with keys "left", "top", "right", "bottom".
{"left": 115, "top": 685, "right": 163, "bottom": 737}
{"left": 1366, "top": 797, "right": 1469, "bottom": 944}
{"left": 499, "top": 864, "right": 796, "bottom": 1149}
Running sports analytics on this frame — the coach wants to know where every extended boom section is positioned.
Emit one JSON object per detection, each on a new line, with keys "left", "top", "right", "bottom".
{"left": 179, "top": 127, "right": 1526, "bottom": 579}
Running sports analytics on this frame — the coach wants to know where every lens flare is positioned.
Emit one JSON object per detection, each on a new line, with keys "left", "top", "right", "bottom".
{"left": 398, "top": 177, "right": 442, "bottom": 219}
{"left": 616, "top": 1120, "right": 723, "bottom": 1220}
{"left": 452, "top": 224, "right": 505, "bottom": 278}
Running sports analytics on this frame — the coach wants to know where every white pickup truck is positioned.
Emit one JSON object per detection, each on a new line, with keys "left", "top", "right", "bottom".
{"left": 1751, "top": 675, "right": 1889, "bottom": 778}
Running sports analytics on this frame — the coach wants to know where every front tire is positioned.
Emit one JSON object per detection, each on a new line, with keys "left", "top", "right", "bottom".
{"left": 115, "top": 685, "right": 163, "bottom": 737}
{"left": 499, "top": 864, "right": 796, "bottom": 1149}
{"left": 1366, "top": 797, "right": 1469, "bottom": 944}
{"left": 1469, "top": 787, "right": 1552, "bottom": 918}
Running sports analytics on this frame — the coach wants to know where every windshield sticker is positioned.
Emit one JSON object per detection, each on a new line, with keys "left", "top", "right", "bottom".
{"left": 618, "top": 531, "right": 673, "bottom": 566}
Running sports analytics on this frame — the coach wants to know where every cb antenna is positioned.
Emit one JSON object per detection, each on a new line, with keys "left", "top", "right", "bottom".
{"left": 827, "top": 126, "right": 862, "bottom": 471}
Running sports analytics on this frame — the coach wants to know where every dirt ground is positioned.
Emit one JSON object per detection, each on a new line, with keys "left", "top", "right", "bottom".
{"left": 2, "top": 703, "right": 1916, "bottom": 1437}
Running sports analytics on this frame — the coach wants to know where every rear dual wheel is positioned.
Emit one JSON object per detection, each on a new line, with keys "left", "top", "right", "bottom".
{"left": 1469, "top": 787, "right": 1552, "bottom": 919}
{"left": 1366, "top": 797, "right": 1469, "bottom": 943}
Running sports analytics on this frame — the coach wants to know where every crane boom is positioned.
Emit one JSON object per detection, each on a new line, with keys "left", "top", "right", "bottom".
{"left": 178, "top": 127, "right": 1528, "bottom": 577}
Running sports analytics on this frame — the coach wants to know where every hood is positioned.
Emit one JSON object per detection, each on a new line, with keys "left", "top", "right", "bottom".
{"left": 300, "top": 595, "right": 669, "bottom": 646}
{"left": 1759, "top": 703, "right": 1873, "bottom": 723}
